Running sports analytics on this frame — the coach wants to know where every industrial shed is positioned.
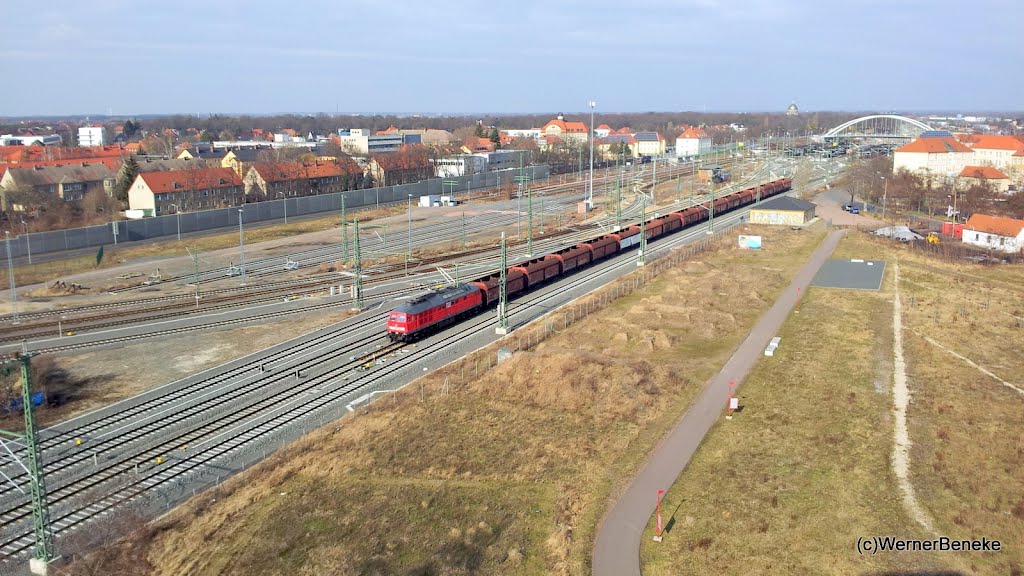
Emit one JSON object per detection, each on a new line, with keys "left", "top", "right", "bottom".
{"left": 749, "top": 196, "right": 816, "bottom": 226}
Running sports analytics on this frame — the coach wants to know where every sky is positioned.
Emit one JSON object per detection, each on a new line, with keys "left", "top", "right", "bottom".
{"left": 2, "top": 0, "right": 1022, "bottom": 116}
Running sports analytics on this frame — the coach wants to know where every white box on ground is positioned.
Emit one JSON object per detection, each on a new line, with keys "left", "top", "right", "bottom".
{"left": 764, "top": 336, "right": 781, "bottom": 356}
{"left": 419, "top": 195, "right": 440, "bottom": 207}
{"left": 729, "top": 397, "right": 739, "bottom": 410}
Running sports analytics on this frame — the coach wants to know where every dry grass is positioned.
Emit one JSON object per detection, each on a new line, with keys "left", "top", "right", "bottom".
{"left": 67, "top": 223, "right": 827, "bottom": 576}
{"left": 642, "top": 231, "right": 1023, "bottom": 576}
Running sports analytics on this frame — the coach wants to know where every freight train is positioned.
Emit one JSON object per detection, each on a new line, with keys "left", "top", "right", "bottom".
{"left": 386, "top": 177, "right": 792, "bottom": 341}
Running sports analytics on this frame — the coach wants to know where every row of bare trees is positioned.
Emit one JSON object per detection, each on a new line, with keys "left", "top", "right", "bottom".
{"left": 838, "top": 157, "right": 1024, "bottom": 220}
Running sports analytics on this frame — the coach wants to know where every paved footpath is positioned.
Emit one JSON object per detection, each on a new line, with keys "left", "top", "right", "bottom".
{"left": 592, "top": 228, "right": 846, "bottom": 576}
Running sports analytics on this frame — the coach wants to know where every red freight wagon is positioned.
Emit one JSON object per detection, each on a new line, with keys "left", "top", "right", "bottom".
{"left": 679, "top": 206, "right": 704, "bottom": 226}
{"left": 545, "top": 245, "right": 592, "bottom": 273}
{"left": 469, "top": 269, "right": 528, "bottom": 306}
{"left": 580, "top": 236, "right": 619, "bottom": 260}
{"left": 661, "top": 213, "right": 683, "bottom": 234}
{"left": 644, "top": 218, "right": 667, "bottom": 239}
{"left": 510, "top": 257, "right": 562, "bottom": 287}
{"left": 611, "top": 225, "right": 641, "bottom": 250}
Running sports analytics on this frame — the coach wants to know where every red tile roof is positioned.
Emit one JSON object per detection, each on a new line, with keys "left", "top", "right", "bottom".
{"left": 252, "top": 162, "right": 346, "bottom": 182}
{"left": 542, "top": 119, "right": 588, "bottom": 134}
{"left": 375, "top": 125, "right": 401, "bottom": 135}
{"left": 597, "top": 124, "right": 612, "bottom": 130}
{"left": 895, "top": 137, "right": 972, "bottom": 154}
{"left": 139, "top": 168, "right": 242, "bottom": 195}
{"left": 678, "top": 126, "right": 708, "bottom": 139}
{"left": 0, "top": 145, "right": 129, "bottom": 164}
{"left": 959, "top": 165, "right": 1010, "bottom": 180}
{"left": 959, "top": 134, "right": 1024, "bottom": 151}
{"left": 965, "top": 213, "right": 1024, "bottom": 238}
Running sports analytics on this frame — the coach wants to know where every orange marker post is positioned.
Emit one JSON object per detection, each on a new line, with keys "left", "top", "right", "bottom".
{"left": 653, "top": 489, "right": 665, "bottom": 542}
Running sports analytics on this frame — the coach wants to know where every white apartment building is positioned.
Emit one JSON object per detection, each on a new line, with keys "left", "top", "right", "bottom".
{"left": 675, "top": 126, "right": 712, "bottom": 158}
{"left": 78, "top": 126, "right": 106, "bottom": 147}
{"left": 433, "top": 155, "right": 487, "bottom": 178}
{"left": 337, "top": 129, "right": 421, "bottom": 155}
{"left": 0, "top": 134, "right": 63, "bottom": 146}
{"left": 892, "top": 135, "right": 973, "bottom": 179}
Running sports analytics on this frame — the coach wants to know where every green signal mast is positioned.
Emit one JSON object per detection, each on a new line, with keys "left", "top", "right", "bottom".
{"left": 0, "top": 350, "right": 53, "bottom": 574}
{"left": 496, "top": 232, "right": 509, "bottom": 335}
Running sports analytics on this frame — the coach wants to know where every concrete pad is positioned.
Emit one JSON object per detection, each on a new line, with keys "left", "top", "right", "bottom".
{"left": 811, "top": 258, "right": 886, "bottom": 291}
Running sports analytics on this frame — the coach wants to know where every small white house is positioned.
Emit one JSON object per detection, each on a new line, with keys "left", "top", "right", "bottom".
{"left": 962, "top": 213, "right": 1024, "bottom": 253}
{"left": 675, "top": 126, "right": 711, "bottom": 158}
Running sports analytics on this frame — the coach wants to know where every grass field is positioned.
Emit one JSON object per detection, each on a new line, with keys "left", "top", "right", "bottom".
{"left": 641, "top": 231, "right": 1023, "bottom": 576}
{"left": 67, "top": 223, "right": 829, "bottom": 575}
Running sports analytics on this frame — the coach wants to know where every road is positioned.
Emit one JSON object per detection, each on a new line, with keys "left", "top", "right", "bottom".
{"left": 591, "top": 228, "right": 846, "bottom": 576}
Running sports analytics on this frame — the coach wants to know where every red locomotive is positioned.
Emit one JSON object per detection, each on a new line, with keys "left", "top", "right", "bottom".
{"left": 386, "top": 178, "right": 792, "bottom": 341}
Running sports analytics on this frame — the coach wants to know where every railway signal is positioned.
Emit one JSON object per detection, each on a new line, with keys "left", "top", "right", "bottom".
{"left": 653, "top": 489, "right": 665, "bottom": 542}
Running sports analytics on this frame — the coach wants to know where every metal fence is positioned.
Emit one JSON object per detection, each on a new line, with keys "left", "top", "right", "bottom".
{"left": 6, "top": 166, "right": 551, "bottom": 261}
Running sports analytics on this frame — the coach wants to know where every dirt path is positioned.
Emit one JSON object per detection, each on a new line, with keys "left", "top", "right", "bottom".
{"left": 891, "top": 260, "right": 937, "bottom": 534}
{"left": 591, "top": 228, "right": 846, "bottom": 576}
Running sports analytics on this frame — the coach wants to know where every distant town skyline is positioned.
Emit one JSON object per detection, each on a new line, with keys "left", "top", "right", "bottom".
{"left": 3, "top": 0, "right": 1021, "bottom": 116}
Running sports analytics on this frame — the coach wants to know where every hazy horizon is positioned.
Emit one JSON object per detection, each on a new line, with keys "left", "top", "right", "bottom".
{"left": 3, "top": 0, "right": 1021, "bottom": 117}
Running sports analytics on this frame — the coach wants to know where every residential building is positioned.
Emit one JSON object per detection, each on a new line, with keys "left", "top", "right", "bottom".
{"left": 959, "top": 134, "right": 1024, "bottom": 171}
{"left": 961, "top": 213, "right": 1024, "bottom": 253}
{"left": 0, "top": 134, "right": 62, "bottom": 146}
{"left": 597, "top": 134, "right": 637, "bottom": 159}
{"left": 128, "top": 167, "right": 243, "bottom": 214}
{"left": 1010, "top": 150, "right": 1024, "bottom": 179}
{"left": 958, "top": 165, "right": 1012, "bottom": 193}
{"left": 476, "top": 150, "right": 521, "bottom": 171}
{"left": 0, "top": 163, "right": 115, "bottom": 209}
{"left": 461, "top": 137, "right": 496, "bottom": 154}
{"left": 78, "top": 126, "right": 106, "bottom": 147}
{"left": 634, "top": 132, "right": 666, "bottom": 156}
{"left": 0, "top": 144, "right": 126, "bottom": 165}
{"left": 749, "top": 196, "right": 816, "bottom": 226}
{"left": 367, "top": 145, "right": 433, "bottom": 186}
{"left": 539, "top": 114, "right": 588, "bottom": 144}
{"left": 178, "top": 147, "right": 268, "bottom": 176}
{"left": 244, "top": 161, "right": 351, "bottom": 198}
{"left": 676, "top": 127, "right": 712, "bottom": 158}
{"left": 337, "top": 129, "right": 421, "bottom": 155}
{"left": 595, "top": 124, "right": 613, "bottom": 138}
{"left": 893, "top": 133, "right": 974, "bottom": 179}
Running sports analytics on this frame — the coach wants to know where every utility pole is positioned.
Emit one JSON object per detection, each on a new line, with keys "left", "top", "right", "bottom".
{"left": 407, "top": 194, "right": 413, "bottom": 258}
{"left": 638, "top": 183, "right": 647, "bottom": 267}
{"left": 461, "top": 211, "right": 466, "bottom": 249}
{"left": 615, "top": 168, "right": 623, "bottom": 231}
{"left": 0, "top": 351, "right": 54, "bottom": 573}
{"left": 515, "top": 172, "right": 532, "bottom": 256}
{"left": 186, "top": 247, "right": 202, "bottom": 309}
{"left": 237, "top": 209, "right": 246, "bottom": 285}
{"left": 352, "top": 219, "right": 362, "bottom": 310}
{"left": 5, "top": 231, "right": 18, "bottom": 324}
{"left": 496, "top": 232, "right": 509, "bottom": 335}
{"left": 341, "top": 194, "right": 348, "bottom": 263}
{"left": 708, "top": 180, "right": 715, "bottom": 234}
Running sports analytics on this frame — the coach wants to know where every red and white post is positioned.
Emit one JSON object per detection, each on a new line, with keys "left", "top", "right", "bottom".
{"left": 653, "top": 489, "right": 666, "bottom": 542}
{"left": 726, "top": 380, "right": 737, "bottom": 420}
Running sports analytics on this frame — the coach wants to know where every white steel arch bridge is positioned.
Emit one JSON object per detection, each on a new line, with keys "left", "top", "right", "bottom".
{"left": 823, "top": 114, "right": 934, "bottom": 142}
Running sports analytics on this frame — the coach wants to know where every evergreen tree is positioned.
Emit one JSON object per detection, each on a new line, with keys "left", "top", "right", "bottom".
{"left": 474, "top": 123, "right": 484, "bottom": 138}
{"left": 488, "top": 128, "right": 500, "bottom": 147}
{"left": 116, "top": 156, "right": 140, "bottom": 203}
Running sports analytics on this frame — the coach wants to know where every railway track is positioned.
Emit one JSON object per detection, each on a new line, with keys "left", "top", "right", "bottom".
{"left": 0, "top": 163, "right": 797, "bottom": 563}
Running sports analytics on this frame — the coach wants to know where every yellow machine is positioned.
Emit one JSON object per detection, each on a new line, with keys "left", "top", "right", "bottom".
{"left": 926, "top": 232, "right": 941, "bottom": 244}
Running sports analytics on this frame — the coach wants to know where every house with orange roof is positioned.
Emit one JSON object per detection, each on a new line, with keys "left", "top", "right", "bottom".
{"left": 958, "top": 165, "right": 1012, "bottom": 193}
{"left": 128, "top": 167, "right": 243, "bottom": 214}
{"left": 893, "top": 134, "right": 974, "bottom": 178}
{"left": 962, "top": 213, "right": 1024, "bottom": 253}
{"left": 959, "top": 134, "right": 1024, "bottom": 171}
{"left": 460, "top": 137, "right": 495, "bottom": 154}
{"left": 243, "top": 161, "right": 353, "bottom": 198}
{"left": 375, "top": 125, "right": 401, "bottom": 135}
{"left": 675, "top": 126, "right": 711, "bottom": 158}
{"left": 595, "top": 124, "right": 613, "bottom": 138}
{"left": 1010, "top": 149, "right": 1024, "bottom": 179}
{"left": 540, "top": 114, "right": 589, "bottom": 144}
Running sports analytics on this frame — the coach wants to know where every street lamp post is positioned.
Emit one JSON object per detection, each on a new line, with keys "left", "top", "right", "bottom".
{"left": 407, "top": 194, "right": 413, "bottom": 258}
{"left": 237, "top": 209, "right": 246, "bottom": 285}
{"left": 168, "top": 204, "right": 181, "bottom": 242}
{"left": 587, "top": 100, "right": 596, "bottom": 211}
{"left": 880, "top": 176, "right": 888, "bottom": 220}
